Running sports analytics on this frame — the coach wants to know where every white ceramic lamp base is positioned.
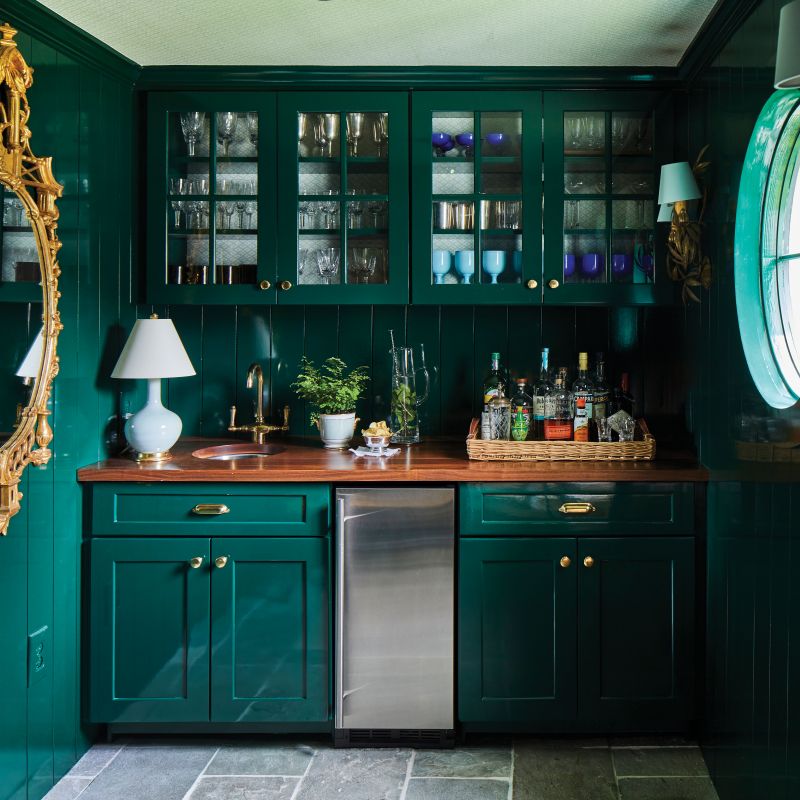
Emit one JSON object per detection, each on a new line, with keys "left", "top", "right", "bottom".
{"left": 124, "top": 378, "right": 182, "bottom": 462}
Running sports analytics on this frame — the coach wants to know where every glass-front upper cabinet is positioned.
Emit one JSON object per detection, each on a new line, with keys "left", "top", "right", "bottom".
{"left": 276, "top": 92, "right": 408, "bottom": 304}
{"left": 543, "top": 92, "right": 673, "bottom": 304}
{"left": 146, "top": 93, "right": 278, "bottom": 305}
{"left": 0, "top": 186, "right": 40, "bottom": 303}
{"left": 411, "top": 92, "right": 542, "bottom": 304}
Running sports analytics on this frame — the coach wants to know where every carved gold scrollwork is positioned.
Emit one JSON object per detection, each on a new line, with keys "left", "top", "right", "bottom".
{"left": 0, "top": 23, "right": 63, "bottom": 535}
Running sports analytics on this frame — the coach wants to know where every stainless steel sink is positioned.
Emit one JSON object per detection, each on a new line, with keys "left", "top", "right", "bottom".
{"left": 192, "top": 443, "right": 286, "bottom": 461}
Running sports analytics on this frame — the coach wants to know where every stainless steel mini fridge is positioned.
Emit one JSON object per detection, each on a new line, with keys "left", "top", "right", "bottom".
{"left": 335, "top": 488, "right": 455, "bottom": 747}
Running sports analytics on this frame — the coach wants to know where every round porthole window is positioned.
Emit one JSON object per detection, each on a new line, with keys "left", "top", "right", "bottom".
{"left": 736, "top": 89, "right": 800, "bottom": 408}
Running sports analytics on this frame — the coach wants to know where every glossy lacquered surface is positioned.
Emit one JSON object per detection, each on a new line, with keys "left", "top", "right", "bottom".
{"left": 78, "top": 437, "right": 707, "bottom": 483}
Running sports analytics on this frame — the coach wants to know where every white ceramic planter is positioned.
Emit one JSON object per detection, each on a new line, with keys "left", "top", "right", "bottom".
{"left": 317, "top": 412, "right": 358, "bottom": 449}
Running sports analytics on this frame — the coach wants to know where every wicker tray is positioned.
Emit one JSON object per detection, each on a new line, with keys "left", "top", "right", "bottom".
{"left": 466, "top": 418, "right": 656, "bottom": 462}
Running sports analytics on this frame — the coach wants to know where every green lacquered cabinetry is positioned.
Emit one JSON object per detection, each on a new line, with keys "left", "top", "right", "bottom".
{"left": 88, "top": 484, "right": 330, "bottom": 727}
{"left": 458, "top": 483, "right": 696, "bottom": 732}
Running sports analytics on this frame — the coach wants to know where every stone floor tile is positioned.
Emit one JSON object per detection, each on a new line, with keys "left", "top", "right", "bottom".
{"left": 206, "top": 744, "right": 314, "bottom": 776}
{"left": 42, "top": 777, "right": 93, "bottom": 800}
{"left": 406, "top": 777, "right": 510, "bottom": 800}
{"left": 610, "top": 736, "right": 697, "bottom": 748}
{"left": 187, "top": 776, "right": 297, "bottom": 800}
{"left": 513, "top": 741, "right": 619, "bottom": 800}
{"left": 613, "top": 747, "right": 710, "bottom": 778}
{"left": 618, "top": 776, "right": 720, "bottom": 799}
{"left": 294, "top": 748, "right": 410, "bottom": 800}
{"left": 517, "top": 736, "right": 609, "bottom": 749}
{"left": 66, "top": 745, "right": 124, "bottom": 777}
{"left": 77, "top": 744, "right": 217, "bottom": 800}
{"left": 412, "top": 747, "right": 512, "bottom": 778}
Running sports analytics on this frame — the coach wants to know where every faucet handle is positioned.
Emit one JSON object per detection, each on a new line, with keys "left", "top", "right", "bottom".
{"left": 229, "top": 405, "right": 237, "bottom": 428}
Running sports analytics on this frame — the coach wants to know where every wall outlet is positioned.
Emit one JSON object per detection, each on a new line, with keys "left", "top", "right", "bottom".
{"left": 27, "top": 625, "right": 50, "bottom": 688}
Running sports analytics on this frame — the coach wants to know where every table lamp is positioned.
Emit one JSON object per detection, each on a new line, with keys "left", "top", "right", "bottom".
{"left": 775, "top": 0, "right": 800, "bottom": 89}
{"left": 111, "top": 314, "right": 195, "bottom": 462}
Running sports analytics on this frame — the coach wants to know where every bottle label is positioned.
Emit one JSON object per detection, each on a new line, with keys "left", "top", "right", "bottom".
{"left": 574, "top": 413, "right": 589, "bottom": 441}
{"left": 574, "top": 391, "right": 593, "bottom": 418}
{"left": 533, "top": 395, "right": 545, "bottom": 420}
{"left": 484, "top": 388, "right": 499, "bottom": 407}
{"left": 592, "top": 390, "right": 609, "bottom": 420}
{"left": 544, "top": 420, "right": 572, "bottom": 441}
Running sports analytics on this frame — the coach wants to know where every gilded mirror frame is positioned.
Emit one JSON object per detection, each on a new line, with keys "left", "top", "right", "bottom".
{"left": 0, "top": 23, "right": 63, "bottom": 535}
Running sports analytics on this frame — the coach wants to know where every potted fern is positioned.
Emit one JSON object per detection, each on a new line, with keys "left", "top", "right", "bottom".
{"left": 291, "top": 356, "right": 369, "bottom": 449}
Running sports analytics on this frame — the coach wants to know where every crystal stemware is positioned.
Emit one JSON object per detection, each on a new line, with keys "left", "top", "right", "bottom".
{"left": 367, "top": 200, "right": 384, "bottom": 228}
{"left": 170, "top": 199, "right": 182, "bottom": 229}
{"left": 314, "top": 122, "right": 329, "bottom": 157}
{"left": 247, "top": 112, "right": 258, "bottom": 153}
{"left": 244, "top": 201, "right": 256, "bottom": 229}
{"left": 350, "top": 248, "right": 377, "bottom": 284}
{"left": 346, "top": 112, "right": 365, "bottom": 157}
{"left": 216, "top": 112, "right": 238, "bottom": 157}
{"left": 316, "top": 248, "right": 340, "bottom": 284}
{"left": 217, "top": 199, "right": 233, "bottom": 230}
{"left": 319, "top": 114, "right": 339, "bottom": 158}
{"left": 372, "top": 113, "right": 388, "bottom": 157}
{"left": 180, "top": 111, "right": 205, "bottom": 157}
{"left": 566, "top": 117, "right": 582, "bottom": 150}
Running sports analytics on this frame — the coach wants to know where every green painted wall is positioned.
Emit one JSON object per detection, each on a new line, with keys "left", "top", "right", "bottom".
{"left": 685, "top": 1, "right": 800, "bottom": 798}
{"left": 0, "top": 12, "right": 137, "bottom": 800}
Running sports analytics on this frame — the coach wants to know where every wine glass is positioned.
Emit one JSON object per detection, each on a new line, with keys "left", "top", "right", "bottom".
{"left": 319, "top": 114, "right": 339, "bottom": 158}
{"left": 217, "top": 199, "right": 233, "bottom": 230}
{"left": 180, "top": 112, "right": 205, "bottom": 156}
{"left": 244, "top": 201, "right": 256, "bottom": 229}
{"left": 216, "top": 112, "right": 238, "bottom": 156}
{"left": 316, "top": 248, "right": 340, "bottom": 284}
{"left": 170, "top": 199, "right": 182, "bottom": 229}
{"left": 247, "top": 112, "right": 258, "bottom": 153}
{"left": 566, "top": 200, "right": 579, "bottom": 229}
{"left": 314, "top": 122, "right": 329, "bottom": 157}
{"left": 367, "top": 200, "right": 384, "bottom": 228}
{"left": 350, "top": 248, "right": 377, "bottom": 284}
{"left": 346, "top": 112, "right": 365, "bottom": 156}
{"left": 372, "top": 114, "right": 388, "bottom": 157}
{"left": 346, "top": 188, "right": 363, "bottom": 229}
{"left": 566, "top": 117, "right": 582, "bottom": 150}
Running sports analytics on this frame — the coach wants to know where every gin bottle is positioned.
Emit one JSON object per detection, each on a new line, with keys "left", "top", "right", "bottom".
{"left": 482, "top": 352, "right": 505, "bottom": 412}
{"left": 532, "top": 347, "right": 554, "bottom": 440}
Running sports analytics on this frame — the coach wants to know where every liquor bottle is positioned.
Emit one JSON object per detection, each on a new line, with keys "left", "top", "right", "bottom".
{"left": 592, "top": 353, "right": 609, "bottom": 420}
{"left": 488, "top": 385, "right": 511, "bottom": 440}
{"left": 532, "top": 347, "right": 554, "bottom": 439}
{"left": 544, "top": 368, "right": 573, "bottom": 441}
{"left": 510, "top": 378, "right": 533, "bottom": 441}
{"left": 574, "top": 396, "right": 589, "bottom": 441}
{"left": 482, "top": 352, "right": 505, "bottom": 412}
{"left": 572, "top": 352, "right": 594, "bottom": 420}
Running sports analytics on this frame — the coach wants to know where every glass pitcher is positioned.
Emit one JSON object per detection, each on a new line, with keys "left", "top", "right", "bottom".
{"left": 389, "top": 340, "right": 430, "bottom": 445}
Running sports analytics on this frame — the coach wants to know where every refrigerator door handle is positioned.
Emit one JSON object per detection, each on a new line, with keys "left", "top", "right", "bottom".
{"left": 335, "top": 495, "right": 347, "bottom": 728}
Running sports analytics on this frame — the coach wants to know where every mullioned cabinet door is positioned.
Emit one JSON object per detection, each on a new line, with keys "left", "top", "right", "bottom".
{"left": 458, "top": 537, "right": 577, "bottom": 724}
{"left": 210, "top": 537, "right": 329, "bottom": 723}
{"left": 89, "top": 537, "right": 211, "bottom": 723}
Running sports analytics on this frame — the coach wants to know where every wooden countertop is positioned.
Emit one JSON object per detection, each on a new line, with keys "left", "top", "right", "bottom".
{"left": 77, "top": 437, "right": 708, "bottom": 483}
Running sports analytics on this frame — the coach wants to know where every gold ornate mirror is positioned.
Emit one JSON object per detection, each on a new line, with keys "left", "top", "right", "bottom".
{"left": 0, "top": 23, "right": 63, "bottom": 535}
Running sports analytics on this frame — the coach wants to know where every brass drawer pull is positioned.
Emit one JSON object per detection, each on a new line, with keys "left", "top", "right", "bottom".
{"left": 559, "top": 556, "right": 571, "bottom": 568}
{"left": 191, "top": 503, "right": 230, "bottom": 516}
{"left": 189, "top": 556, "right": 204, "bottom": 569}
{"left": 214, "top": 555, "right": 229, "bottom": 569}
{"left": 558, "top": 502, "right": 596, "bottom": 515}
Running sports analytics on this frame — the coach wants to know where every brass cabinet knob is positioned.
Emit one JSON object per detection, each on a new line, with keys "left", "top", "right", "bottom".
{"left": 548, "top": 279, "right": 560, "bottom": 289}
{"left": 215, "top": 555, "right": 229, "bottom": 569}
{"left": 189, "top": 556, "right": 204, "bottom": 569}
{"left": 259, "top": 280, "right": 271, "bottom": 290}
{"left": 279, "top": 280, "right": 292, "bottom": 291}
{"left": 559, "top": 556, "right": 571, "bottom": 569}
{"left": 583, "top": 556, "right": 595, "bottom": 568}
{"left": 526, "top": 279, "right": 538, "bottom": 289}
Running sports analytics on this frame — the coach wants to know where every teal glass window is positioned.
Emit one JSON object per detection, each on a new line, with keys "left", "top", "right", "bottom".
{"left": 735, "top": 90, "right": 800, "bottom": 408}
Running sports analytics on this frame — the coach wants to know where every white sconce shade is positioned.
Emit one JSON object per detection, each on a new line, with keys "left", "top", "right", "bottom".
{"left": 112, "top": 317, "right": 195, "bottom": 379}
{"left": 657, "top": 203, "right": 674, "bottom": 223}
{"left": 657, "top": 162, "right": 702, "bottom": 205}
{"left": 775, "top": 0, "right": 800, "bottom": 89}
{"left": 16, "top": 328, "right": 44, "bottom": 379}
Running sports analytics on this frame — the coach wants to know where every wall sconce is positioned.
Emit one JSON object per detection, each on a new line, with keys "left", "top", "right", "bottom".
{"left": 657, "top": 147, "right": 712, "bottom": 303}
{"left": 775, "top": 0, "right": 800, "bottom": 88}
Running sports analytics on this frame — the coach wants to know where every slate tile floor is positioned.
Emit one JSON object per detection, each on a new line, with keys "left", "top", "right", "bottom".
{"left": 44, "top": 737, "right": 719, "bottom": 800}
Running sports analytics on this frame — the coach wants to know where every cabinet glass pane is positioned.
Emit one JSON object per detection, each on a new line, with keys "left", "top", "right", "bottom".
{"left": 1, "top": 189, "right": 38, "bottom": 284}
{"left": 432, "top": 111, "right": 474, "bottom": 195}
{"left": 565, "top": 157, "right": 605, "bottom": 195}
{"left": 612, "top": 201, "right": 654, "bottom": 284}
{"left": 480, "top": 111, "right": 522, "bottom": 194}
{"left": 564, "top": 111, "right": 605, "bottom": 156}
{"left": 563, "top": 200, "right": 606, "bottom": 284}
{"left": 611, "top": 111, "right": 653, "bottom": 156}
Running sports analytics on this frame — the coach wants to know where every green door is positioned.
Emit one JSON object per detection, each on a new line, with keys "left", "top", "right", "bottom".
{"left": 543, "top": 91, "right": 674, "bottom": 305}
{"left": 577, "top": 537, "right": 695, "bottom": 729}
{"left": 146, "top": 92, "right": 278, "bottom": 305}
{"left": 411, "top": 91, "right": 543, "bottom": 304}
{"left": 210, "top": 537, "right": 329, "bottom": 723}
{"left": 276, "top": 92, "right": 409, "bottom": 304}
{"left": 89, "top": 537, "right": 211, "bottom": 723}
{"left": 459, "top": 537, "right": 577, "bottom": 724}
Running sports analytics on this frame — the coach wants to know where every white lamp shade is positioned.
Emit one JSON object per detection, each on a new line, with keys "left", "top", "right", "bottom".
{"left": 111, "top": 317, "right": 195, "bottom": 379}
{"left": 657, "top": 162, "right": 701, "bottom": 205}
{"left": 16, "top": 328, "right": 44, "bottom": 379}
{"left": 657, "top": 203, "right": 675, "bottom": 223}
{"left": 775, "top": 0, "right": 800, "bottom": 89}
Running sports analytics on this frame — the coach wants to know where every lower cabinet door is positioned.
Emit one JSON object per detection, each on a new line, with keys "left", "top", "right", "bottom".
{"left": 89, "top": 537, "right": 211, "bottom": 723}
{"left": 210, "top": 537, "right": 329, "bottom": 723}
{"left": 577, "top": 537, "right": 695, "bottom": 729}
{"left": 459, "top": 537, "right": 577, "bottom": 724}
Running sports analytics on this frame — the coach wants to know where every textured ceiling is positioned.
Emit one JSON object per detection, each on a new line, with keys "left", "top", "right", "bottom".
{"left": 38, "top": 0, "right": 720, "bottom": 67}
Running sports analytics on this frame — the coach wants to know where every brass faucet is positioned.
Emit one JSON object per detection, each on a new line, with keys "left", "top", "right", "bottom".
{"left": 228, "top": 363, "right": 290, "bottom": 444}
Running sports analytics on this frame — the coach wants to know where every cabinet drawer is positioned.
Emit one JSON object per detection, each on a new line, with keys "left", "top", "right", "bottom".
{"left": 460, "top": 483, "right": 693, "bottom": 535}
{"left": 91, "top": 483, "right": 330, "bottom": 536}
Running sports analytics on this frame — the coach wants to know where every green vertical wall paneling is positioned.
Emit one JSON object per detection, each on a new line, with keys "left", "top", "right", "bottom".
{"left": 167, "top": 305, "right": 204, "bottom": 434}
{"left": 201, "top": 306, "right": 238, "bottom": 436}
{"left": 337, "top": 305, "right": 374, "bottom": 426}
{"left": 269, "top": 305, "right": 306, "bottom": 437}
{"left": 406, "top": 305, "right": 442, "bottom": 435}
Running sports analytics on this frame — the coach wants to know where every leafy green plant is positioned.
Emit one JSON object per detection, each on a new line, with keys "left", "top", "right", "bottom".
{"left": 291, "top": 357, "right": 369, "bottom": 426}
{"left": 391, "top": 383, "right": 417, "bottom": 436}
